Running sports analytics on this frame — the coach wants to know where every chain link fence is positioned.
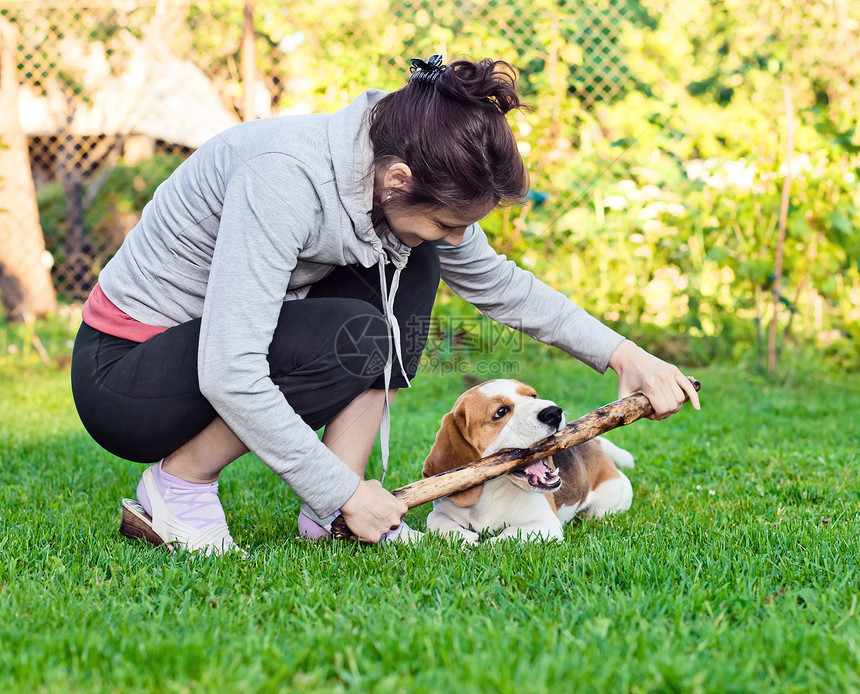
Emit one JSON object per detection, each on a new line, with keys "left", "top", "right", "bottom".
{"left": 0, "top": 0, "right": 634, "bottom": 301}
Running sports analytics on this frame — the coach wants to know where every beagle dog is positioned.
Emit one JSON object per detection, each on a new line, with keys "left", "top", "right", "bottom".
{"left": 422, "top": 379, "right": 635, "bottom": 543}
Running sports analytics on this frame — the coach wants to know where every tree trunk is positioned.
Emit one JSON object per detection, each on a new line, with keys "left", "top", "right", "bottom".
{"left": 0, "top": 18, "right": 58, "bottom": 320}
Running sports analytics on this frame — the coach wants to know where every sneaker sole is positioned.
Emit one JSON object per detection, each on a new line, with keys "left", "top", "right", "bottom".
{"left": 120, "top": 498, "right": 172, "bottom": 550}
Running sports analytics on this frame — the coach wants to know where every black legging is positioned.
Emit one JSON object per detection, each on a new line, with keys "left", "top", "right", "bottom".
{"left": 71, "top": 243, "right": 440, "bottom": 463}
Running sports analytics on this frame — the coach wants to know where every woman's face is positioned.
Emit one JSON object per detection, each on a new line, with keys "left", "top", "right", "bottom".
{"left": 375, "top": 161, "right": 494, "bottom": 247}
{"left": 383, "top": 202, "right": 494, "bottom": 247}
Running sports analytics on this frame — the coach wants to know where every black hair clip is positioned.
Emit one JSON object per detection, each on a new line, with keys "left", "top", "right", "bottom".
{"left": 408, "top": 54, "right": 445, "bottom": 85}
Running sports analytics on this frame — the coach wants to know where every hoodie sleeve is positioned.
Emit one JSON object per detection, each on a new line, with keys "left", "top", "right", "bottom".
{"left": 197, "top": 153, "right": 360, "bottom": 518}
{"left": 435, "top": 223, "right": 625, "bottom": 373}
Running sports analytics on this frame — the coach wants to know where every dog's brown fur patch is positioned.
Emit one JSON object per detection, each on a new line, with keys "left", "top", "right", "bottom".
{"left": 550, "top": 439, "right": 620, "bottom": 510}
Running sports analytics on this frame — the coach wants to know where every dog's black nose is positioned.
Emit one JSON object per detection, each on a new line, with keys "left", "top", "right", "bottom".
{"left": 537, "top": 405, "right": 563, "bottom": 429}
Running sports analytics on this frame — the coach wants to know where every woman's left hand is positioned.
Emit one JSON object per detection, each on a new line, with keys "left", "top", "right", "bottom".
{"left": 608, "top": 340, "right": 701, "bottom": 420}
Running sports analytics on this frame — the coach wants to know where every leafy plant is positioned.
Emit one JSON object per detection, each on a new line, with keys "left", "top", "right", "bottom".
{"left": 19, "top": 0, "right": 860, "bottom": 369}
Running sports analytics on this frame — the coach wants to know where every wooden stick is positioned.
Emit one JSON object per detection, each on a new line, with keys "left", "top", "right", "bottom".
{"left": 330, "top": 378, "right": 700, "bottom": 540}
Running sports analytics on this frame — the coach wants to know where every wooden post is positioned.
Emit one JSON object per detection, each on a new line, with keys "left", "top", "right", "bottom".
{"left": 242, "top": 0, "right": 256, "bottom": 121}
{"left": 769, "top": 85, "right": 794, "bottom": 372}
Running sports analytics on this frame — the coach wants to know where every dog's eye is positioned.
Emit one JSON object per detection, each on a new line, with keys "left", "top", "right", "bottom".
{"left": 493, "top": 405, "right": 510, "bottom": 420}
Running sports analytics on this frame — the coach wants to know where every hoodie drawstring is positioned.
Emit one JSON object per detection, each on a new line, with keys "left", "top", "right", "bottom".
{"left": 376, "top": 254, "right": 411, "bottom": 483}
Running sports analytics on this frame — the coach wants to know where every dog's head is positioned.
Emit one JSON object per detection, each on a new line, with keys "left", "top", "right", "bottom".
{"left": 422, "top": 379, "right": 565, "bottom": 506}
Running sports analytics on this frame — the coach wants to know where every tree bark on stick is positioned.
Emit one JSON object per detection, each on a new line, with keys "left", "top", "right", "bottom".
{"left": 0, "top": 18, "right": 58, "bottom": 320}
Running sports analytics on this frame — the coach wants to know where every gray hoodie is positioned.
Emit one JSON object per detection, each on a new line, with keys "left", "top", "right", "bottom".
{"left": 98, "top": 89, "right": 624, "bottom": 517}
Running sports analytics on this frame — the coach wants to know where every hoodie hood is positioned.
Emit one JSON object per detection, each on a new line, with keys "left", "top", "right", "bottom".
{"left": 327, "top": 89, "right": 411, "bottom": 270}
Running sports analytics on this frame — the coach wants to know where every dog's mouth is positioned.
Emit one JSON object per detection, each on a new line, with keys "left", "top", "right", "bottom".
{"left": 510, "top": 459, "right": 562, "bottom": 492}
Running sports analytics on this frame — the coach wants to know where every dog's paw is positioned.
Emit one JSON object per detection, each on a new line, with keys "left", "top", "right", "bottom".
{"left": 453, "top": 529, "right": 481, "bottom": 546}
{"left": 487, "top": 526, "right": 563, "bottom": 543}
{"left": 428, "top": 527, "right": 480, "bottom": 546}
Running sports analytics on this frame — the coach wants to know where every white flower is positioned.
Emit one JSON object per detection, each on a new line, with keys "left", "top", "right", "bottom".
{"left": 602, "top": 195, "right": 628, "bottom": 210}
{"left": 723, "top": 159, "right": 757, "bottom": 188}
{"left": 278, "top": 30, "right": 306, "bottom": 53}
{"left": 779, "top": 153, "right": 812, "bottom": 178}
{"left": 639, "top": 202, "right": 666, "bottom": 219}
{"left": 685, "top": 157, "right": 759, "bottom": 190}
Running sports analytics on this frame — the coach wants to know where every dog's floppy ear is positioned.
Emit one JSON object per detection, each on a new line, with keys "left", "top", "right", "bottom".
{"left": 423, "top": 409, "right": 485, "bottom": 506}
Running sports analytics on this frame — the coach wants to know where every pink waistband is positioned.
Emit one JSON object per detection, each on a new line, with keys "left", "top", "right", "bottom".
{"left": 82, "top": 283, "right": 169, "bottom": 343}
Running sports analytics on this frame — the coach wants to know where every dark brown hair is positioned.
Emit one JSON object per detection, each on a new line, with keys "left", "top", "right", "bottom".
{"left": 369, "top": 58, "right": 530, "bottom": 212}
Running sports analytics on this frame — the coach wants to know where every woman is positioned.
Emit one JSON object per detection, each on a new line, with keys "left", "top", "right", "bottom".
{"left": 71, "top": 56, "right": 699, "bottom": 555}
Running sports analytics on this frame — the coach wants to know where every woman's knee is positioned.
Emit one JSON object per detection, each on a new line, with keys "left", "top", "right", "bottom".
{"left": 269, "top": 298, "right": 390, "bottom": 382}
{"left": 330, "top": 301, "right": 391, "bottom": 381}
{"left": 267, "top": 298, "right": 392, "bottom": 428}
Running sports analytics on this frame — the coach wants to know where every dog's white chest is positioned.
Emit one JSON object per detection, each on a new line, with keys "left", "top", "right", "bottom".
{"left": 433, "top": 478, "right": 559, "bottom": 535}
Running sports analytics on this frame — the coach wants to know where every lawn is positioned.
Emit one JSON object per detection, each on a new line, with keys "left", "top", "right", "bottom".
{"left": 1, "top": 343, "right": 858, "bottom": 693}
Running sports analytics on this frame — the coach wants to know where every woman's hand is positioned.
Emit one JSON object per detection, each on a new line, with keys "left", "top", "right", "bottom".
{"left": 608, "top": 340, "right": 701, "bottom": 420}
{"left": 339, "top": 479, "right": 408, "bottom": 542}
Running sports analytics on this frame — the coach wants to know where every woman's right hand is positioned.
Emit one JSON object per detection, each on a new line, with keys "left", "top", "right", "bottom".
{"left": 339, "top": 479, "right": 408, "bottom": 542}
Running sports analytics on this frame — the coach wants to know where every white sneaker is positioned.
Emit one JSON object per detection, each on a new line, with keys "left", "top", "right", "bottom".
{"left": 120, "top": 466, "right": 245, "bottom": 557}
{"left": 298, "top": 504, "right": 424, "bottom": 544}
{"left": 380, "top": 521, "right": 424, "bottom": 545}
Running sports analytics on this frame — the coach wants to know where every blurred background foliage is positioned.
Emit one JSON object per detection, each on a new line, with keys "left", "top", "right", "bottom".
{"left": 1, "top": 0, "right": 858, "bottom": 371}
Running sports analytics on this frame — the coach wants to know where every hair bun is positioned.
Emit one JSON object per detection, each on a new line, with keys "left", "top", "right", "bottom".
{"left": 435, "top": 58, "right": 524, "bottom": 115}
{"left": 370, "top": 55, "right": 530, "bottom": 212}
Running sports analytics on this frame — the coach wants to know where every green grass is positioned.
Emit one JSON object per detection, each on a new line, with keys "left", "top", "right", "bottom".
{"left": 1, "top": 348, "right": 859, "bottom": 693}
